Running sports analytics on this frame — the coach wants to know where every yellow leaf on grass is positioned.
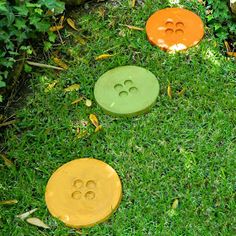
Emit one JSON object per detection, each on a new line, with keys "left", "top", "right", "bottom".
{"left": 132, "top": 0, "right": 136, "bottom": 7}
{"left": 16, "top": 208, "right": 38, "bottom": 220}
{"left": 77, "top": 130, "right": 87, "bottom": 139}
{"left": 89, "top": 114, "right": 99, "bottom": 127}
{"left": 97, "top": 7, "right": 106, "bottom": 17}
{"left": 95, "top": 125, "right": 102, "bottom": 133}
{"left": 95, "top": 54, "right": 113, "bottom": 60}
{"left": 53, "top": 57, "right": 68, "bottom": 70}
{"left": 224, "top": 41, "right": 231, "bottom": 52}
{"left": 71, "top": 97, "right": 83, "bottom": 105}
{"left": 49, "top": 25, "right": 64, "bottom": 32}
{"left": 64, "top": 84, "right": 80, "bottom": 92}
{"left": 0, "top": 199, "right": 18, "bottom": 205}
{"left": 227, "top": 51, "right": 236, "bottom": 57}
{"left": 76, "top": 127, "right": 80, "bottom": 134}
{"left": 85, "top": 99, "right": 92, "bottom": 107}
{"left": 26, "top": 217, "right": 50, "bottom": 229}
{"left": 0, "top": 154, "right": 14, "bottom": 168}
{"left": 44, "top": 80, "right": 58, "bottom": 92}
{"left": 67, "top": 18, "right": 79, "bottom": 31}
{"left": 167, "top": 84, "right": 172, "bottom": 98}
{"left": 177, "top": 88, "right": 186, "bottom": 96}
{"left": 59, "top": 15, "right": 65, "bottom": 26}
{"left": 172, "top": 199, "right": 179, "bottom": 209}
{"left": 125, "top": 25, "right": 144, "bottom": 31}
{"left": 74, "top": 35, "right": 86, "bottom": 45}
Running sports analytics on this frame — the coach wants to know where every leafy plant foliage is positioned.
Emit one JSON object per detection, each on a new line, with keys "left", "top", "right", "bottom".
{"left": 206, "top": 0, "right": 236, "bottom": 41}
{"left": 0, "top": 0, "right": 65, "bottom": 102}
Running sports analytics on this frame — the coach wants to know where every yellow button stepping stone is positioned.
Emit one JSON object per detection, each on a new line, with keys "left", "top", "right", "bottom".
{"left": 45, "top": 158, "right": 122, "bottom": 228}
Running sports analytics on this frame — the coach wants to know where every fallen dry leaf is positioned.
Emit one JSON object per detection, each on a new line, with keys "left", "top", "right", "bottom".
{"left": 95, "top": 54, "right": 113, "bottom": 61}
{"left": 67, "top": 18, "right": 79, "bottom": 31}
{"left": 125, "top": 25, "right": 144, "bottom": 31}
{"left": 85, "top": 99, "right": 92, "bottom": 107}
{"left": 177, "top": 88, "right": 186, "bottom": 96}
{"left": 224, "top": 41, "right": 231, "bottom": 52}
{"left": 95, "top": 125, "right": 102, "bottom": 133}
{"left": 227, "top": 52, "right": 236, "bottom": 57}
{"left": 97, "top": 7, "right": 106, "bottom": 17}
{"left": 71, "top": 97, "right": 83, "bottom": 105}
{"left": 0, "top": 154, "right": 14, "bottom": 168}
{"left": 52, "top": 57, "right": 68, "bottom": 70}
{"left": 77, "top": 130, "right": 87, "bottom": 139}
{"left": 89, "top": 114, "right": 99, "bottom": 127}
{"left": 59, "top": 15, "right": 65, "bottom": 26}
{"left": 172, "top": 199, "right": 179, "bottom": 209}
{"left": 44, "top": 80, "right": 58, "bottom": 92}
{"left": 0, "top": 199, "right": 18, "bottom": 205}
{"left": 132, "top": 0, "right": 136, "bottom": 7}
{"left": 74, "top": 35, "right": 86, "bottom": 45}
{"left": 81, "top": 120, "right": 89, "bottom": 127}
{"left": 16, "top": 208, "right": 38, "bottom": 220}
{"left": 26, "top": 217, "right": 50, "bottom": 229}
{"left": 76, "top": 127, "right": 80, "bottom": 134}
{"left": 167, "top": 84, "right": 172, "bottom": 99}
{"left": 49, "top": 25, "right": 64, "bottom": 32}
{"left": 64, "top": 84, "right": 80, "bottom": 92}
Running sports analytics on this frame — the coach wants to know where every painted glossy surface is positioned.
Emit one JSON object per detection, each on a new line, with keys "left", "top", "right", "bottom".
{"left": 94, "top": 66, "right": 160, "bottom": 117}
{"left": 146, "top": 8, "right": 204, "bottom": 51}
{"left": 45, "top": 158, "right": 122, "bottom": 228}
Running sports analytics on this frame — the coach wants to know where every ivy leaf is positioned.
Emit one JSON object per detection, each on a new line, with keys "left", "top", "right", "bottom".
{"left": 29, "top": 15, "right": 41, "bottom": 26}
{"left": 15, "top": 19, "right": 27, "bottom": 30}
{"left": 34, "top": 8, "right": 43, "bottom": 15}
{"left": 24, "top": 64, "right": 32, "bottom": 73}
{"left": 38, "top": 0, "right": 65, "bottom": 15}
{"left": 44, "top": 41, "right": 52, "bottom": 51}
{"left": 35, "top": 21, "right": 50, "bottom": 32}
{"left": 0, "top": 2, "right": 8, "bottom": 13}
{"left": 14, "top": 5, "right": 29, "bottom": 16}
{"left": 0, "top": 81, "right": 6, "bottom": 88}
{"left": 48, "top": 31, "right": 57, "bottom": 43}
{"left": 6, "top": 11, "right": 15, "bottom": 26}
{"left": 12, "top": 31, "right": 27, "bottom": 43}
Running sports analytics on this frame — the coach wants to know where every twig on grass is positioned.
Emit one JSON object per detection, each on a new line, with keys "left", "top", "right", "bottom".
{"left": 26, "top": 61, "right": 64, "bottom": 70}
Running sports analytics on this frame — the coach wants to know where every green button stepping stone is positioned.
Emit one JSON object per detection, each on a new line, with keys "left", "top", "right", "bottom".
{"left": 94, "top": 66, "right": 160, "bottom": 117}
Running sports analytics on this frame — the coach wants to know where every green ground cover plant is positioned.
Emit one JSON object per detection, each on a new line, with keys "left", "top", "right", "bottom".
{"left": 0, "top": 0, "right": 236, "bottom": 235}
{"left": 0, "top": 0, "right": 65, "bottom": 102}
{"left": 205, "top": 0, "right": 236, "bottom": 42}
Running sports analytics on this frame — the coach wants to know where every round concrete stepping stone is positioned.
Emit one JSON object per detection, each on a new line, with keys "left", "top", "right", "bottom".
{"left": 94, "top": 66, "right": 160, "bottom": 117}
{"left": 146, "top": 8, "right": 204, "bottom": 51}
{"left": 45, "top": 158, "right": 122, "bottom": 228}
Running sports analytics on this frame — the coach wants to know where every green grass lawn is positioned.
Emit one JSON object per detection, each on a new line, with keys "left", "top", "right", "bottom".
{"left": 1, "top": 0, "right": 236, "bottom": 235}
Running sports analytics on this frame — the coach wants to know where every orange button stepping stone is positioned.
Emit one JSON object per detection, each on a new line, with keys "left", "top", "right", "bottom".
{"left": 146, "top": 8, "right": 204, "bottom": 51}
{"left": 45, "top": 158, "right": 122, "bottom": 228}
